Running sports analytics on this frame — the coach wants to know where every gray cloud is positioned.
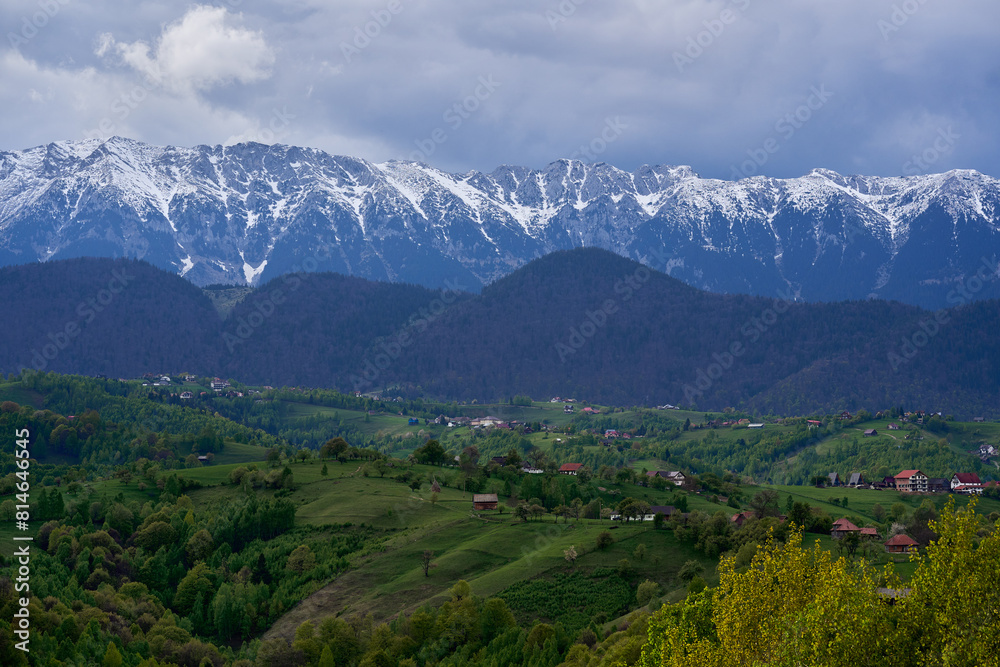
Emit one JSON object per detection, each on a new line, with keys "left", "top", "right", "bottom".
{"left": 2, "top": 0, "right": 998, "bottom": 179}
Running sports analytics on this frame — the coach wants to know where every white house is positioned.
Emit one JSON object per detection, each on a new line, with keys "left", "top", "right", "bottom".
{"left": 951, "top": 473, "right": 983, "bottom": 494}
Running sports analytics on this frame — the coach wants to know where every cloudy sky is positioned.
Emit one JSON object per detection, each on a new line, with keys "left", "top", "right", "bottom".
{"left": 2, "top": 0, "right": 998, "bottom": 179}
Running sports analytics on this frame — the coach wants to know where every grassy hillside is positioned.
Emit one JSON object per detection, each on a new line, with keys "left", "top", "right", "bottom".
{"left": 165, "top": 457, "right": 719, "bottom": 640}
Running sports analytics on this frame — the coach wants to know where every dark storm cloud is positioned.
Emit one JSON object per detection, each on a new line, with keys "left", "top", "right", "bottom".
{"left": 2, "top": 0, "right": 998, "bottom": 179}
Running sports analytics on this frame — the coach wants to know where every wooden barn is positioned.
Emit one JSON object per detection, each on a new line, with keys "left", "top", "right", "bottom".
{"left": 473, "top": 493, "right": 499, "bottom": 511}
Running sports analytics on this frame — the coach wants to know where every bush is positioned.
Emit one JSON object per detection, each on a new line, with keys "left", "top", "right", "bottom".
{"left": 636, "top": 579, "right": 660, "bottom": 606}
{"left": 679, "top": 559, "right": 705, "bottom": 582}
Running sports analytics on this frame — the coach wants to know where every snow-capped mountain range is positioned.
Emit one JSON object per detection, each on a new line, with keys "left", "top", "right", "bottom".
{"left": 2, "top": 136, "right": 998, "bottom": 308}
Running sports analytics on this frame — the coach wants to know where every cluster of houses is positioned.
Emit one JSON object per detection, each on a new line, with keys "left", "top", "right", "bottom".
{"left": 689, "top": 417, "right": 768, "bottom": 430}
{"left": 827, "top": 470, "right": 986, "bottom": 495}
{"left": 488, "top": 456, "right": 544, "bottom": 474}
{"left": 471, "top": 489, "right": 927, "bottom": 555}
{"left": 727, "top": 511, "right": 921, "bottom": 554}
{"left": 424, "top": 414, "right": 547, "bottom": 432}
{"left": 830, "top": 518, "right": 920, "bottom": 554}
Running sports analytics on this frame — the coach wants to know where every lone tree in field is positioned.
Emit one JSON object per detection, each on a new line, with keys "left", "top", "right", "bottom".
{"left": 749, "top": 489, "right": 781, "bottom": 519}
{"left": 421, "top": 550, "right": 434, "bottom": 577}
{"left": 596, "top": 531, "right": 614, "bottom": 550}
{"left": 564, "top": 545, "right": 578, "bottom": 565}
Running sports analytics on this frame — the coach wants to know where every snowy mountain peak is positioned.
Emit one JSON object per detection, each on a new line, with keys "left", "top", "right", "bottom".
{"left": 0, "top": 137, "right": 998, "bottom": 308}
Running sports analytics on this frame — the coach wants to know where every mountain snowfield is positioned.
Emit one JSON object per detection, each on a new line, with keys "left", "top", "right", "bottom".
{"left": 1, "top": 136, "right": 998, "bottom": 307}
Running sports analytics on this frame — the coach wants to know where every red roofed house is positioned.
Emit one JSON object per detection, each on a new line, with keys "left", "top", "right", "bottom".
{"left": 831, "top": 517, "right": 861, "bottom": 539}
{"left": 895, "top": 469, "right": 928, "bottom": 493}
{"left": 860, "top": 526, "right": 880, "bottom": 539}
{"left": 885, "top": 534, "right": 919, "bottom": 554}
{"left": 951, "top": 473, "right": 983, "bottom": 494}
{"left": 730, "top": 511, "right": 754, "bottom": 527}
{"left": 559, "top": 463, "right": 584, "bottom": 476}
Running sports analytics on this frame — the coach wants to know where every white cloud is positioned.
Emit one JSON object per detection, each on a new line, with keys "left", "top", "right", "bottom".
{"left": 0, "top": 0, "right": 998, "bottom": 178}
{"left": 98, "top": 5, "right": 275, "bottom": 94}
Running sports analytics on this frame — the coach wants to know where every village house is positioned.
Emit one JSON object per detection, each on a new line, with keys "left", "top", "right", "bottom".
{"left": 831, "top": 518, "right": 861, "bottom": 539}
{"left": 847, "top": 472, "right": 864, "bottom": 488}
{"left": 652, "top": 471, "right": 685, "bottom": 486}
{"left": 888, "top": 422, "right": 901, "bottom": 430}
{"left": 473, "top": 494, "right": 498, "bottom": 511}
{"left": 730, "top": 511, "right": 755, "bottom": 527}
{"left": 860, "top": 526, "right": 880, "bottom": 539}
{"left": 807, "top": 420, "right": 822, "bottom": 427}
{"left": 894, "top": 469, "right": 928, "bottom": 493}
{"left": 828, "top": 472, "right": 841, "bottom": 487}
{"left": 649, "top": 505, "right": 677, "bottom": 520}
{"left": 558, "top": 463, "right": 583, "bottom": 475}
{"left": 885, "top": 534, "right": 919, "bottom": 554}
{"left": 646, "top": 471, "right": 685, "bottom": 486}
{"left": 878, "top": 475, "right": 897, "bottom": 490}
{"left": 863, "top": 428, "right": 878, "bottom": 437}
{"left": 521, "top": 463, "right": 544, "bottom": 474}
{"left": 951, "top": 473, "right": 983, "bottom": 494}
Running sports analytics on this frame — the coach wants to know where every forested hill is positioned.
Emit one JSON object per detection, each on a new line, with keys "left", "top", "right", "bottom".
{"left": 2, "top": 251, "right": 999, "bottom": 417}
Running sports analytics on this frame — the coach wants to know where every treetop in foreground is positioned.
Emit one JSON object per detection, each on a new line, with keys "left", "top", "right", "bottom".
{"left": 638, "top": 498, "right": 999, "bottom": 666}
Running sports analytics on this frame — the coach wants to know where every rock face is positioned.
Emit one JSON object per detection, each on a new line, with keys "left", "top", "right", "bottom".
{"left": 2, "top": 136, "right": 998, "bottom": 308}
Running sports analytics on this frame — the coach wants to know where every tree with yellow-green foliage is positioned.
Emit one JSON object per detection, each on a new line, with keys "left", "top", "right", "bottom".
{"left": 636, "top": 499, "right": 1000, "bottom": 667}
{"left": 901, "top": 498, "right": 1000, "bottom": 665}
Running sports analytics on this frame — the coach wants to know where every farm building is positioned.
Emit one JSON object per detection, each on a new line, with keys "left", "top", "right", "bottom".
{"left": 831, "top": 518, "right": 860, "bottom": 539}
{"left": 885, "top": 534, "right": 919, "bottom": 554}
{"left": 473, "top": 494, "right": 499, "bottom": 511}
{"left": 927, "top": 478, "right": 949, "bottom": 494}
